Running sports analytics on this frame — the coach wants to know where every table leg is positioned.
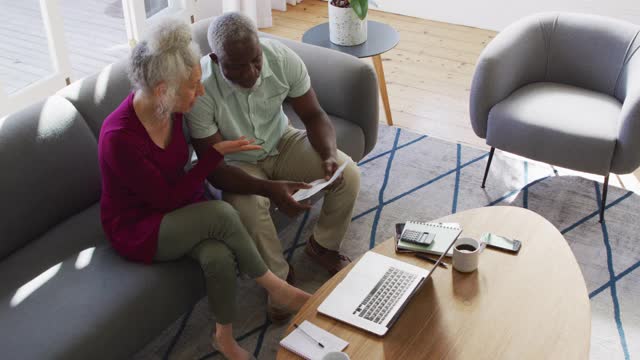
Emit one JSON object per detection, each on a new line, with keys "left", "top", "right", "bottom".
{"left": 372, "top": 54, "right": 393, "bottom": 126}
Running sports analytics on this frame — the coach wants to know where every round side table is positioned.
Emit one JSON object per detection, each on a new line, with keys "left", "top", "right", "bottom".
{"left": 302, "top": 21, "right": 400, "bottom": 126}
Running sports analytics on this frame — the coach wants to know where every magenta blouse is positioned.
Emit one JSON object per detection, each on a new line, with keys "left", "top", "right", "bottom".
{"left": 98, "top": 93, "right": 222, "bottom": 263}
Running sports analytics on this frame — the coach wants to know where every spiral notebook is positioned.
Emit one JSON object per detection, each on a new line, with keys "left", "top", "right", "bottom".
{"left": 279, "top": 320, "right": 348, "bottom": 359}
{"left": 396, "top": 222, "right": 462, "bottom": 256}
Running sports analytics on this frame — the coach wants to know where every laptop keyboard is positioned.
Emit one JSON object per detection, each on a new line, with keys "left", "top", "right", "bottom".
{"left": 353, "top": 267, "right": 417, "bottom": 324}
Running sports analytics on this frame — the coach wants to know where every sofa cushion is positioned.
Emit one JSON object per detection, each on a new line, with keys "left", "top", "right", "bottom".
{"left": 0, "top": 96, "right": 101, "bottom": 259}
{"left": 0, "top": 204, "right": 105, "bottom": 297}
{"left": 0, "top": 205, "right": 204, "bottom": 359}
{"left": 284, "top": 103, "right": 365, "bottom": 161}
{"left": 487, "top": 82, "right": 621, "bottom": 175}
{"left": 57, "top": 58, "right": 132, "bottom": 139}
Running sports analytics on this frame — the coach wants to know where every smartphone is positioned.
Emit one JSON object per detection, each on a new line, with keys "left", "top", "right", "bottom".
{"left": 480, "top": 233, "right": 522, "bottom": 254}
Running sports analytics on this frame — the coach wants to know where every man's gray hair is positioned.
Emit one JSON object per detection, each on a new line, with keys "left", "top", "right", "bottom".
{"left": 207, "top": 12, "right": 258, "bottom": 56}
{"left": 128, "top": 17, "right": 200, "bottom": 115}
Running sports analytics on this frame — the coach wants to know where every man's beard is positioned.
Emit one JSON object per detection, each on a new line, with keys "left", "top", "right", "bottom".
{"left": 221, "top": 69, "right": 262, "bottom": 93}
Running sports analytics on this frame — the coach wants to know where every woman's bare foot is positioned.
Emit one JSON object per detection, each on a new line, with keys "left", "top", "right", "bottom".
{"left": 255, "top": 270, "right": 312, "bottom": 314}
{"left": 269, "top": 283, "right": 311, "bottom": 312}
{"left": 214, "top": 325, "right": 251, "bottom": 360}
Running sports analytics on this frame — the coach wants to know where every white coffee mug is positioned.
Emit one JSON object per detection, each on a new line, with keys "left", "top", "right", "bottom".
{"left": 452, "top": 237, "right": 486, "bottom": 273}
{"left": 322, "top": 351, "right": 350, "bottom": 360}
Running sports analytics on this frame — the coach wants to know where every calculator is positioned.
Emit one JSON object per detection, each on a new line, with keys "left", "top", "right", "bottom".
{"left": 399, "top": 229, "right": 434, "bottom": 245}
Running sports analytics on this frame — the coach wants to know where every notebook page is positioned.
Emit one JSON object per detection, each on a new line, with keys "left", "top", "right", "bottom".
{"left": 279, "top": 320, "right": 349, "bottom": 359}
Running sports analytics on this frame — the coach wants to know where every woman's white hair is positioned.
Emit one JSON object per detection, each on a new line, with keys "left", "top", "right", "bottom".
{"left": 128, "top": 16, "right": 201, "bottom": 117}
{"left": 207, "top": 12, "right": 258, "bottom": 56}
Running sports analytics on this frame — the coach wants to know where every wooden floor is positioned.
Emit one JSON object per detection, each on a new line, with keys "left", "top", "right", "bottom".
{"left": 262, "top": 0, "right": 496, "bottom": 150}
{"left": 0, "top": 0, "right": 128, "bottom": 94}
{"left": 264, "top": 0, "right": 640, "bottom": 191}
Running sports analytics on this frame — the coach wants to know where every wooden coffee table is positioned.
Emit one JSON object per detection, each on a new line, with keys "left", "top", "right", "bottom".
{"left": 277, "top": 206, "right": 591, "bottom": 359}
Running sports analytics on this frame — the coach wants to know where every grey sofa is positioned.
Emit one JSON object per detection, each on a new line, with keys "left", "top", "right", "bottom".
{"left": 0, "top": 18, "right": 378, "bottom": 359}
{"left": 470, "top": 12, "right": 640, "bottom": 222}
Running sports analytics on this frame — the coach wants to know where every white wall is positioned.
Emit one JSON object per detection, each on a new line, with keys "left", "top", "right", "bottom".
{"left": 374, "top": 0, "right": 640, "bottom": 31}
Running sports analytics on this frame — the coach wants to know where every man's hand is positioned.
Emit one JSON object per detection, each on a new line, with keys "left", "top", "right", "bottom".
{"left": 322, "top": 156, "right": 344, "bottom": 188}
{"left": 289, "top": 88, "right": 342, "bottom": 189}
{"left": 265, "top": 181, "right": 313, "bottom": 217}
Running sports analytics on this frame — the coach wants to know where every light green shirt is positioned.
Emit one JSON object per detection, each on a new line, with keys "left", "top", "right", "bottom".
{"left": 186, "top": 38, "right": 311, "bottom": 163}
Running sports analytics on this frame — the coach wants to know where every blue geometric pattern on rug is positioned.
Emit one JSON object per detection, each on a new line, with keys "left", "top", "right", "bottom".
{"left": 135, "top": 126, "right": 640, "bottom": 360}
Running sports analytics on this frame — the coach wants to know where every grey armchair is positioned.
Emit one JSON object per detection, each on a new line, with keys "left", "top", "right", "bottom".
{"left": 470, "top": 12, "right": 640, "bottom": 222}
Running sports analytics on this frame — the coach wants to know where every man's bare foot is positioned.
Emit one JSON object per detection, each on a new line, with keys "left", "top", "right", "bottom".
{"left": 214, "top": 332, "right": 251, "bottom": 360}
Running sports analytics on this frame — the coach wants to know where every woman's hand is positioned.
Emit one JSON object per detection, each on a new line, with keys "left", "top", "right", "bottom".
{"left": 212, "top": 137, "right": 262, "bottom": 155}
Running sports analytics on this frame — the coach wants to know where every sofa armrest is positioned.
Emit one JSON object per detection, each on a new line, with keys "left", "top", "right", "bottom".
{"left": 260, "top": 33, "right": 379, "bottom": 156}
{"left": 470, "top": 13, "right": 552, "bottom": 139}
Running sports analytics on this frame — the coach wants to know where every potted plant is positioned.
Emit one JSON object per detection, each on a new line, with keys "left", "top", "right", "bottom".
{"left": 329, "top": 0, "right": 369, "bottom": 46}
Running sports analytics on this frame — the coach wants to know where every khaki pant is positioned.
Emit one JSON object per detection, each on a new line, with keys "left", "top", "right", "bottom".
{"left": 223, "top": 127, "right": 361, "bottom": 279}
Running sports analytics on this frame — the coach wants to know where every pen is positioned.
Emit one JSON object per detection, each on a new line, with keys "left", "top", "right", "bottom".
{"left": 294, "top": 323, "right": 325, "bottom": 348}
{"left": 414, "top": 253, "right": 448, "bottom": 269}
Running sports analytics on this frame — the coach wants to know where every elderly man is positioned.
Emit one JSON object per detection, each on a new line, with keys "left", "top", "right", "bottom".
{"left": 186, "top": 13, "right": 360, "bottom": 287}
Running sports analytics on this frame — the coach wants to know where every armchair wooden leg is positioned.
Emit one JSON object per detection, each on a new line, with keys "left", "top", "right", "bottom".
{"left": 481, "top": 147, "right": 495, "bottom": 188}
{"left": 599, "top": 174, "right": 609, "bottom": 223}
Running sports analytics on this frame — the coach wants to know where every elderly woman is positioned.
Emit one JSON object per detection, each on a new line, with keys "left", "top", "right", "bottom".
{"left": 98, "top": 18, "right": 310, "bottom": 360}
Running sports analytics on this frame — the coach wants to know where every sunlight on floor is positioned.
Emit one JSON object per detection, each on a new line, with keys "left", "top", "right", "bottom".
{"left": 481, "top": 150, "right": 640, "bottom": 210}
{"left": 551, "top": 166, "right": 640, "bottom": 195}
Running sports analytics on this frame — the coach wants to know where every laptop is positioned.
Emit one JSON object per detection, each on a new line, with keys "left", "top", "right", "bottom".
{"left": 317, "top": 243, "right": 454, "bottom": 336}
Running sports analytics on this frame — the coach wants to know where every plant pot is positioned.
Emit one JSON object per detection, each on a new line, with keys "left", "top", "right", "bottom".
{"left": 329, "top": 3, "right": 367, "bottom": 46}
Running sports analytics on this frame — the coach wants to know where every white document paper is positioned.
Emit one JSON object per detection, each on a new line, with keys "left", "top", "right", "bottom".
{"left": 292, "top": 161, "right": 349, "bottom": 202}
{"left": 279, "top": 320, "right": 349, "bottom": 360}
